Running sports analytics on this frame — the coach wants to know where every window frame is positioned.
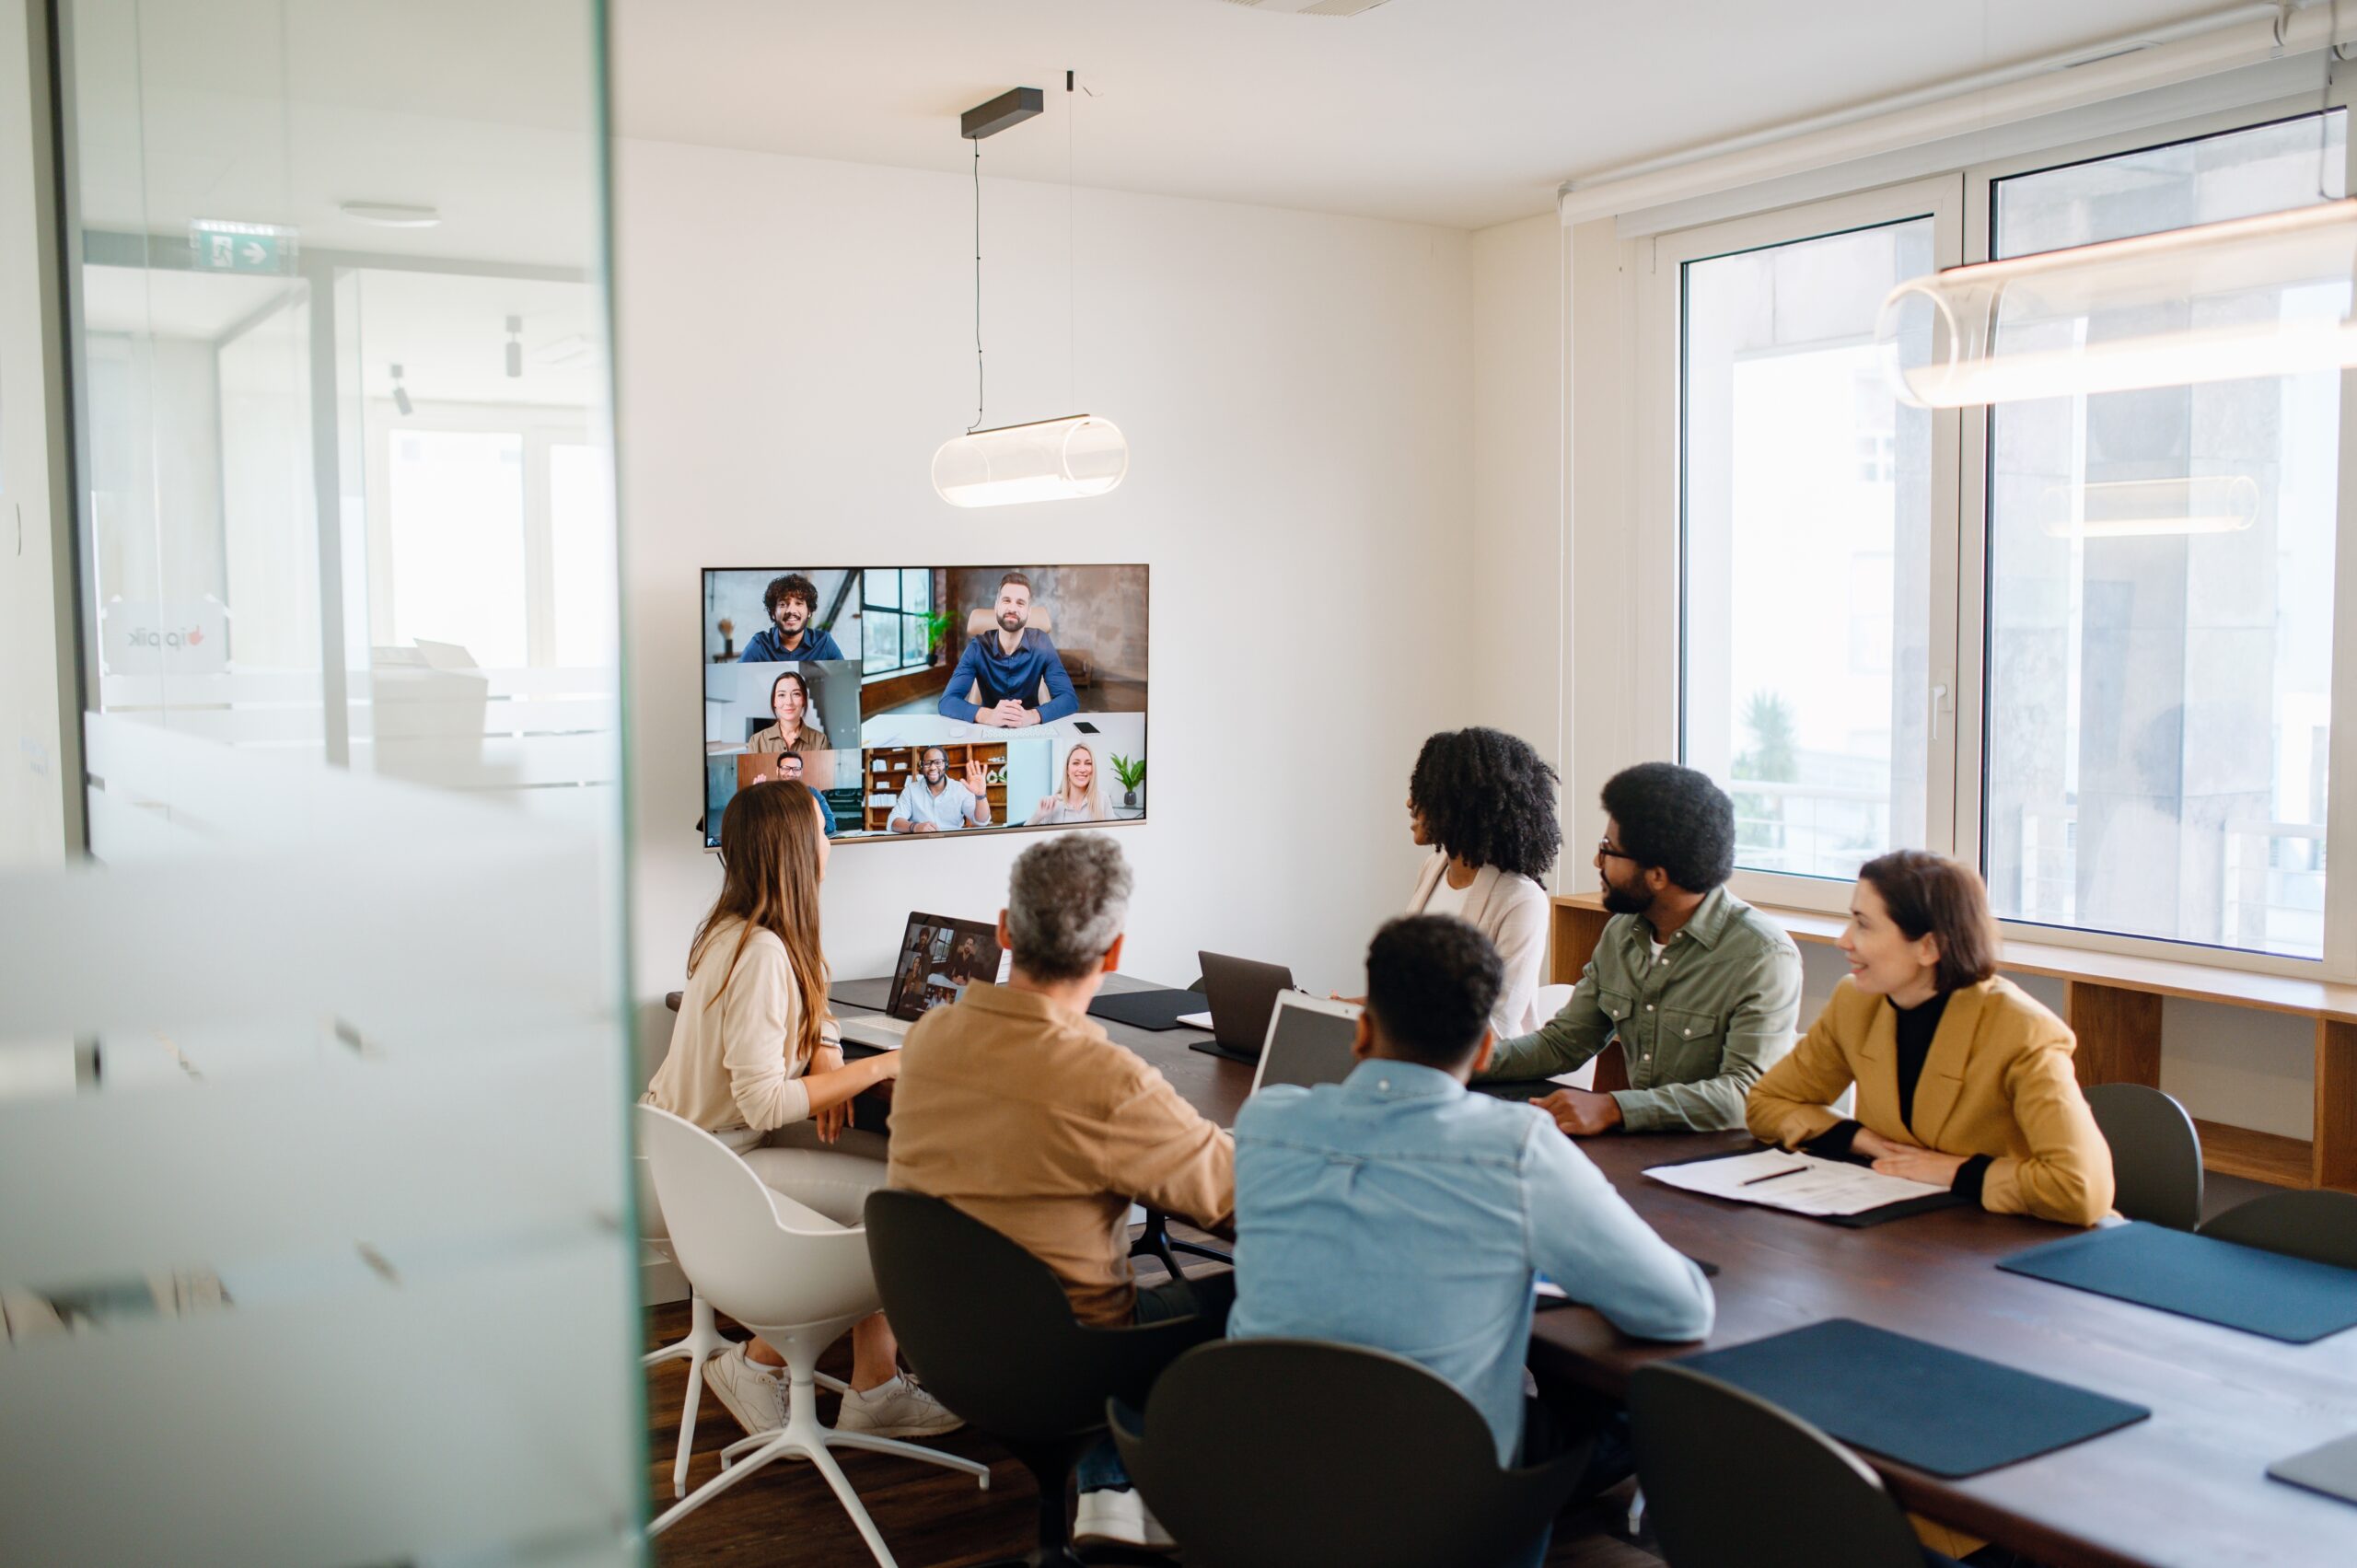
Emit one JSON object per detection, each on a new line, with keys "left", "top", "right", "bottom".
{"left": 1642, "top": 87, "right": 2357, "bottom": 979}
{"left": 858, "top": 565, "right": 934, "bottom": 679}
{"left": 1642, "top": 174, "right": 1967, "bottom": 917}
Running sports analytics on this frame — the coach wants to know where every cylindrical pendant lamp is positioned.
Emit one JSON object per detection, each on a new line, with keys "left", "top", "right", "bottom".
{"left": 1876, "top": 198, "right": 2357, "bottom": 408}
{"left": 931, "top": 414, "right": 1128, "bottom": 507}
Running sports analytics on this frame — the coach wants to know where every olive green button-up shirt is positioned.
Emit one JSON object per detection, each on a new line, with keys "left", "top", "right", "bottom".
{"left": 1481, "top": 886, "right": 1802, "bottom": 1132}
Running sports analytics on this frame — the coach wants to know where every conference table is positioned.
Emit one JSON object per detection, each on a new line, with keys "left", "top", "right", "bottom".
{"left": 825, "top": 973, "right": 2357, "bottom": 1568}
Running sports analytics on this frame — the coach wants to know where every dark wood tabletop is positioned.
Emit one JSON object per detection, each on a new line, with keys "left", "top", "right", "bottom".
{"left": 831, "top": 973, "right": 2357, "bottom": 1568}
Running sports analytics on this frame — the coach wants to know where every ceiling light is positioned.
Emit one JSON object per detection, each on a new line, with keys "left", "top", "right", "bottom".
{"left": 931, "top": 81, "right": 1128, "bottom": 508}
{"left": 1875, "top": 198, "right": 2357, "bottom": 407}
{"left": 339, "top": 201, "right": 441, "bottom": 228}
{"left": 933, "top": 415, "right": 1129, "bottom": 507}
{"left": 2039, "top": 475, "right": 2259, "bottom": 539}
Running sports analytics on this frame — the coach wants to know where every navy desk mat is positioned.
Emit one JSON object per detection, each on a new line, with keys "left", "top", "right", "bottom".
{"left": 1086, "top": 987, "right": 1204, "bottom": 1031}
{"left": 2270, "top": 1431, "right": 2357, "bottom": 1508}
{"left": 1998, "top": 1221, "right": 2357, "bottom": 1345}
{"left": 1672, "top": 1318, "right": 2148, "bottom": 1478}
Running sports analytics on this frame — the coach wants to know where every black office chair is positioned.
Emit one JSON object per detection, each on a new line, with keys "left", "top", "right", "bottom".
{"left": 1129, "top": 975, "right": 1233, "bottom": 1280}
{"left": 2200, "top": 1189, "right": 2357, "bottom": 1269}
{"left": 864, "top": 1190, "right": 1222, "bottom": 1568}
{"left": 1109, "top": 1338, "right": 1588, "bottom": 1568}
{"left": 1631, "top": 1362, "right": 1961, "bottom": 1568}
{"left": 2084, "top": 1082, "right": 2203, "bottom": 1230}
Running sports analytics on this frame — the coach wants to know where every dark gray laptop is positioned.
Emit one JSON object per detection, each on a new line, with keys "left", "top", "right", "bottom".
{"left": 1190, "top": 950, "right": 1295, "bottom": 1063}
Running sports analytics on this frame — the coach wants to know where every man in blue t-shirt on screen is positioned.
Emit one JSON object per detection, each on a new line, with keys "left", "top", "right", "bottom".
{"left": 739, "top": 572, "right": 845, "bottom": 662}
{"left": 936, "top": 572, "right": 1077, "bottom": 726}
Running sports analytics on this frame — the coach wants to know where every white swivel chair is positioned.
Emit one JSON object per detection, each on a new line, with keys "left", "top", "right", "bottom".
{"left": 634, "top": 1148, "right": 847, "bottom": 1498}
{"left": 636, "top": 1107, "right": 988, "bottom": 1562}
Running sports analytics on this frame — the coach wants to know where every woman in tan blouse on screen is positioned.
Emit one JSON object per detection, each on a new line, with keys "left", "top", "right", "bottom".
{"left": 745, "top": 668, "right": 827, "bottom": 754}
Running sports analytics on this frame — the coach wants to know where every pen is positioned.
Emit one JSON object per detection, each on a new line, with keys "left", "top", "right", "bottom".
{"left": 1741, "top": 1166, "right": 1810, "bottom": 1186}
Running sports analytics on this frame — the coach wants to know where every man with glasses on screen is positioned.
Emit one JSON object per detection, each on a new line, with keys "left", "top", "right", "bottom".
{"left": 1477, "top": 762, "right": 1801, "bottom": 1136}
{"left": 888, "top": 748, "right": 992, "bottom": 833}
{"left": 937, "top": 572, "right": 1079, "bottom": 727}
{"left": 740, "top": 572, "right": 846, "bottom": 662}
{"left": 749, "top": 752, "right": 838, "bottom": 836}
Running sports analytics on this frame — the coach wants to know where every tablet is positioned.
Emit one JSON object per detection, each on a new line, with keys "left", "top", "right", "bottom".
{"left": 1248, "top": 991, "right": 1364, "bottom": 1096}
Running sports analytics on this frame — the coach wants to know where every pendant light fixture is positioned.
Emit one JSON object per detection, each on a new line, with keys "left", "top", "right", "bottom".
{"left": 2038, "top": 475, "right": 2261, "bottom": 539}
{"left": 1878, "top": 12, "right": 2357, "bottom": 408}
{"left": 931, "top": 81, "right": 1128, "bottom": 508}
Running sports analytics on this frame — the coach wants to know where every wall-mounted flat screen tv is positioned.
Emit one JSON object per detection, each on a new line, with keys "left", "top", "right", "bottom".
{"left": 702, "top": 565, "right": 1148, "bottom": 849}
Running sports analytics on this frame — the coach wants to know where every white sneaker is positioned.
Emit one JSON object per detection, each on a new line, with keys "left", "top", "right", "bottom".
{"left": 703, "top": 1343, "right": 786, "bottom": 1437}
{"left": 834, "top": 1374, "right": 964, "bottom": 1438}
{"left": 1073, "top": 1487, "right": 1174, "bottom": 1550}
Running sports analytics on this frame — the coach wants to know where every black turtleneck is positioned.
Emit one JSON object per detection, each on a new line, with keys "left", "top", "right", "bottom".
{"left": 1802, "top": 989, "right": 1991, "bottom": 1203}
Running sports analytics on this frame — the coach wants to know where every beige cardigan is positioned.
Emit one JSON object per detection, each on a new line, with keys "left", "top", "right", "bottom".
{"left": 1406, "top": 855, "right": 1552, "bottom": 1039}
{"left": 643, "top": 916, "right": 840, "bottom": 1140}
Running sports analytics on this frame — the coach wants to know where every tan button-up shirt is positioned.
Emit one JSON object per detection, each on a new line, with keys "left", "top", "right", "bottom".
{"left": 886, "top": 981, "right": 1235, "bottom": 1326}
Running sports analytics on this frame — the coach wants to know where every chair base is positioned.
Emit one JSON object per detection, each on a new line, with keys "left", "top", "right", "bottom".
{"left": 649, "top": 1348, "right": 988, "bottom": 1568}
{"left": 642, "top": 1292, "right": 848, "bottom": 1497}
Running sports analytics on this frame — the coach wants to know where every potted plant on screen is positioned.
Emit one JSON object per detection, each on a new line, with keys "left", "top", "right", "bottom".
{"left": 1111, "top": 753, "right": 1145, "bottom": 810}
{"left": 923, "top": 608, "right": 953, "bottom": 666}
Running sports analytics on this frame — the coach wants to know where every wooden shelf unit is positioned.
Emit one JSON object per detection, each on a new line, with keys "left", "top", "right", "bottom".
{"left": 860, "top": 742, "right": 1010, "bottom": 832}
{"left": 1550, "top": 892, "right": 2356, "bottom": 1192}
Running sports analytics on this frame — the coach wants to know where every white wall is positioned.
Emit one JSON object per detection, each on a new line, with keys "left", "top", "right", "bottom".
{"left": 613, "top": 138, "right": 1473, "bottom": 1054}
{"left": 1469, "top": 212, "right": 1567, "bottom": 869}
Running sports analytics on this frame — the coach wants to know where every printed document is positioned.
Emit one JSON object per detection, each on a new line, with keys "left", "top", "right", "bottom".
{"left": 1645, "top": 1147, "right": 1948, "bottom": 1218}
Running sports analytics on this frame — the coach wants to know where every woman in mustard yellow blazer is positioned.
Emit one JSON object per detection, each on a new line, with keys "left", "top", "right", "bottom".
{"left": 1747, "top": 850, "right": 2114, "bottom": 1227}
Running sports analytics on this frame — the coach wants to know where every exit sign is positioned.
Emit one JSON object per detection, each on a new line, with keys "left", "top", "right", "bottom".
{"left": 191, "top": 219, "right": 298, "bottom": 274}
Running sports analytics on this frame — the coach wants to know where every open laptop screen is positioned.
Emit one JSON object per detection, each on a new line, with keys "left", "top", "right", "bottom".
{"left": 887, "top": 912, "right": 1006, "bottom": 1021}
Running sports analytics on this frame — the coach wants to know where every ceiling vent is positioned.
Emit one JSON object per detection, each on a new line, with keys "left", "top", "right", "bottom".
{"left": 1207, "top": 0, "right": 1395, "bottom": 16}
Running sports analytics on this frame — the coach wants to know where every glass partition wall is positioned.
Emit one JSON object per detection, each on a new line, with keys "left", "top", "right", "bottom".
{"left": 0, "top": 3, "right": 642, "bottom": 1562}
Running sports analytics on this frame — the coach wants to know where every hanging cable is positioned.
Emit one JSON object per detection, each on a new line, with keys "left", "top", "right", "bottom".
{"left": 969, "top": 138, "right": 986, "bottom": 433}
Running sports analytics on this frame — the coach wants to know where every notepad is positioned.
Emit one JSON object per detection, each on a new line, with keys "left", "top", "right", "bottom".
{"left": 1645, "top": 1147, "right": 1949, "bottom": 1218}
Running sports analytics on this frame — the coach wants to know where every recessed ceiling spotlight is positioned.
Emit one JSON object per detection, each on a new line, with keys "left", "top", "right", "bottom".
{"left": 339, "top": 201, "right": 441, "bottom": 228}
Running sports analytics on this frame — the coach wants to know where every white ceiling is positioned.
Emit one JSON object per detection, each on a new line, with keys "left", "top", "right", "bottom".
{"left": 610, "top": 0, "right": 2242, "bottom": 230}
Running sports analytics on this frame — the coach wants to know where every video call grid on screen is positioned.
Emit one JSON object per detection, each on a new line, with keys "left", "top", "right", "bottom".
{"left": 702, "top": 565, "right": 1149, "bottom": 849}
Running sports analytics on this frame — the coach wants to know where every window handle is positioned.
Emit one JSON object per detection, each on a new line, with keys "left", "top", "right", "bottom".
{"left": 1930, "top": 680, "right": 1952, "bottom": 740}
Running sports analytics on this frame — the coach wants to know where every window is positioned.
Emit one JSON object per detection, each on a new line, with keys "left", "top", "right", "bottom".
{"left": 1981, "top": 114, "right": 2344, "bottom": 960}
{"left": 1655, "top": 102, "right": 2357, "bottom": 971}
{"left": 1670, "top": 184, "right": 1957, "bottom": 892}
{"left": 862, "top": 567, "right": 934, "bottom": 677}
{"left": 386, "top": 430, "right": 528, "bottom": 668}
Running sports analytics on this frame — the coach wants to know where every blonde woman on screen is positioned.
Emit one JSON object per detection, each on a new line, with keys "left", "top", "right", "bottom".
{"left": 1033, "top": 741, "right": 1111, "bottom": 824}
{"left": 642, "top": 781, "right": 956, "bottom": 1441}
{"left": 746, "top": 668, "right": 827, "bottom": 754}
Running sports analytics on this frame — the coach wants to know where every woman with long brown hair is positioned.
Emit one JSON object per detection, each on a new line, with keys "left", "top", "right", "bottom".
{"left": 745, "top": 668, "right": 827, "bottom": 754}
{"left": 644, "top": 779, "right": 958, "bottom": 1441}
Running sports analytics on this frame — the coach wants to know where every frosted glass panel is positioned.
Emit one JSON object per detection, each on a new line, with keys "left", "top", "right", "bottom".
{"left": 2, "top": 4, "right": 642, "bottom": 1565}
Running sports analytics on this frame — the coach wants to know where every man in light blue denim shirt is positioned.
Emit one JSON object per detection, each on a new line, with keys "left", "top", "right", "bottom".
{"left": 1232, "top": 916, "right": 1713, "bottom": 1566}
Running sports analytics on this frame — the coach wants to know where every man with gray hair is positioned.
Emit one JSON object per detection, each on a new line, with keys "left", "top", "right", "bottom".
{"left": 888, "top": 834, "right": 1234, "bottom": 1551}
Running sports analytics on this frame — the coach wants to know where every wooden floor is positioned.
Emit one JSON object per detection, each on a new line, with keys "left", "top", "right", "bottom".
{"left": 643, "top": 1295, "right": 1665, "bottom": 1567}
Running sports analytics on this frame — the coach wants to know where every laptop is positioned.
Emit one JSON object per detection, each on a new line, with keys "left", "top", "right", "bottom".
{"left": 1190, "top": 950, "right": 1298, "bottom": 1063}
{"left": 1247, "top": 992, "right": 1363, "bottom": 1095}
{"left": 839, "top": 911, "right": 1008, "bottom": 1048}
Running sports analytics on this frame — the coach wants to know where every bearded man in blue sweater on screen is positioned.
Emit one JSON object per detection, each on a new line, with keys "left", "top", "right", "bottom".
{"left": 937, "top": 572, "right": 1078, "bottom": 727}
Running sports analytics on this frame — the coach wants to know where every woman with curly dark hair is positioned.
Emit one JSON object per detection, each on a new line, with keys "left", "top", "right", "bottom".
{"left": 1402, "top": 727, "right": 1562, "bottom": 1037}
